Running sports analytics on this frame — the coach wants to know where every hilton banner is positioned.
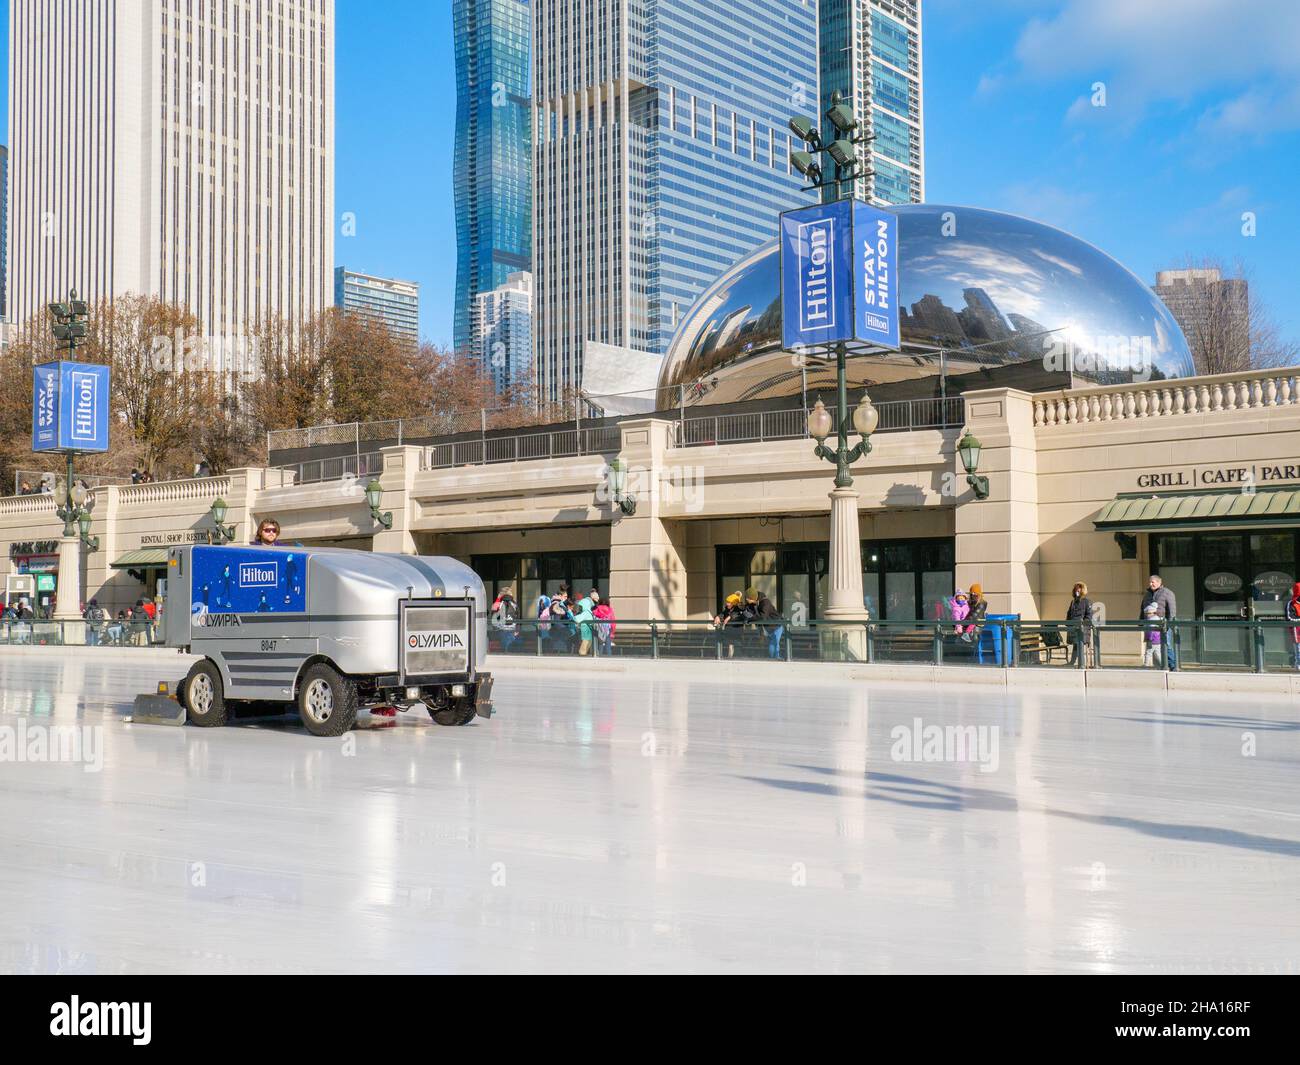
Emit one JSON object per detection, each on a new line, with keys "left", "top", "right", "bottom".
{"left": 779, "top": 199, "right": 900, "bottom": 355}
{"left": 31, "top": 361, "right": 111, "bottom": 453}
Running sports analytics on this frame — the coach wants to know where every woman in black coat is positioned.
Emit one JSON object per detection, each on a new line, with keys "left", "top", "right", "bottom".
{"left": 1065, "top": 581, "right": 1093, "bottom": 667}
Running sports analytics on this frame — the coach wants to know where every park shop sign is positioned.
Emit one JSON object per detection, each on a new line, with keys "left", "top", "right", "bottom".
{"left": 1134, "top": 462, "right": 1300, "bottom": 491}
{"left": 10, "top": 541, "right": 60, "bottom": 558}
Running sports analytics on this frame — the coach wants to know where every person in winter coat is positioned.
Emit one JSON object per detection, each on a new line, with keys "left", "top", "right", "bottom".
{"left": 548, "top": 592, "right": 576, "bottom": 653}
{"left": 960, "top": 584, "right": 988, "bottom": 643}
{"left": 950, "top": 590, "right": 972, "bottom": 635}
{"left": 713, "top": 592, "right": 745, "bottom": 658}
{"left": 572, "top": 589, "right": 600, "bottom": 656}
{"left": 745, "top": 587, "right": 784, "bottom": 659}
{"left": 1287, "top": 582, "right": 1300, "bottom": 671}
{"left": 1139, "top": 575, "right": 1178, "bottom": 669}
{"left": 1141, "top": 601, "right": 1164, "bottom": 668}
{"left": 593, "top": 600, "right": 616, "bottom": 654}
{"left": 1065, "top": 581, "right": 1093, "bottom": 667}
{"left": 491, "top": 587, "right": 522, "bottom": 651}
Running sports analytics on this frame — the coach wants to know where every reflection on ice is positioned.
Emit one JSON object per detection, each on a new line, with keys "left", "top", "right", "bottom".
{"left": 0, "top": 651, "right": 1297, "bottom": 974}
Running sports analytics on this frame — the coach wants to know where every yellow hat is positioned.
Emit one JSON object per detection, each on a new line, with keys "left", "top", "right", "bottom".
{"left": 726, "top": 592, "right": 742, "bottom": 606}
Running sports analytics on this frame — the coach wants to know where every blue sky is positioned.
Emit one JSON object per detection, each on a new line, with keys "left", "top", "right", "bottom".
{"left": 2, "top": 1, "right": 1297, "bottom": 348}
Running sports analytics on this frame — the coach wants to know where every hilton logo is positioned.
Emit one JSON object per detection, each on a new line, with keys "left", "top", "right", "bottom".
{"left": 797, "top": 218, "right": 836, "bottom": 331}
{"left": 238, "top": 563, "right": 278, "bottom": 588}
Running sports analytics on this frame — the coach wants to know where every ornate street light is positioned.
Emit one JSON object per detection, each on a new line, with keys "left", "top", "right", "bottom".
{"left": 365, "top": 479, "right": 393, "bottom": 529}
{"left": 607, "top": 458, "right": 637, "bottom": 516}
{"left": 208, "top": 497, "right": 236, "bottom": 544}
{"left": 76, "top": 511, "right": 99, "bottom": 553}
{"left": 957, "top": 429, "right": 990, "bottom": 500}
{"left": 809, "top": 391, "right": 879, "bottom": 489}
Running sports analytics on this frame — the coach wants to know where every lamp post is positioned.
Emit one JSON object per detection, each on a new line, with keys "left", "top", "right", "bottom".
{"left": 47, "top": 291, "right": 93, "bottom": 624}
{"left": 788, "top": 97, "right": 878, "bottom": 630}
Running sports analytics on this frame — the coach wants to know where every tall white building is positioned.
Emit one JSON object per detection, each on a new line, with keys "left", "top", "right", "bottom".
{"left": 474, "top": 270, "right": 532, "bottom": 397}
{"left": 6, "top": 0, "right": 335, "bottom": 335}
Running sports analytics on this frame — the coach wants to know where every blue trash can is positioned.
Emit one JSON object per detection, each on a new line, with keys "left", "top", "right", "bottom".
{"left": 978, "top": 614, "right": 1020, "bottom": 665}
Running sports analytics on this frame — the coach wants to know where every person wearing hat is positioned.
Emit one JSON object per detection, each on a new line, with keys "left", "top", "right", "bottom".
{"left": 961, "top": 583, "right": 988, "bottom": 643}
{"left": 713, "top": 591, "right": 745, "bottom": 658}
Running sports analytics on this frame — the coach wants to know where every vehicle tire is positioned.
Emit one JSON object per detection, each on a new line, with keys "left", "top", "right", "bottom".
{"left": 429, "top": 699, "right": 477, "bottom": 727}
{"left": 184, "top": 660, "right": 228, "bottom": 727}
{"left": 296, "top": 663, "right": 358, "bottom": 737}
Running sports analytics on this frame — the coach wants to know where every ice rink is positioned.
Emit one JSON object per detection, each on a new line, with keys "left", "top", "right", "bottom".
{"left": 1, "top": 651, "right": 1297, "bottom": 974}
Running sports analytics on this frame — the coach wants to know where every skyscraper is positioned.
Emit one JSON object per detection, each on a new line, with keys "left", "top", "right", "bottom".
{"left": 1155, "top": 267, "right": 1251, "bottom": 373}
{"left": 7, "top": 0, "right": 334, "bottom": 334}
{"left": 335, "top": 268, "right": 420, "bottom": 345}
{"left": 533, "top": 0, "right": 820, "bottom": 402}
{"left": 454, "top": 0, "right": 532, "bottom": 357}
{"left": 473, "top": 271, "right": 533, "bottom": 396}
{"left": 819, "top": 0, "right": 925, "bottom": 206}
{"left": 1, "top": 144, "right": 8, "bottom": 322}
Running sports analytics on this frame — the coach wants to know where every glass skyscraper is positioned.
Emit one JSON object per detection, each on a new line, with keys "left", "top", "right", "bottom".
{"left": 533, "top": 0, "right": 819, "bottom": 402}
{"left": 819, "top": 0, "right": 925, "bottom": 206}
{"left": 454, "top": 0, "right": 532, "bottom": 357}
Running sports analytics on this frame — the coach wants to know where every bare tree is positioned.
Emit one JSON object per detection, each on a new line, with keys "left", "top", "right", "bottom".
{"left": 1160, "top": 257, "right": 1298, "bottom": 375}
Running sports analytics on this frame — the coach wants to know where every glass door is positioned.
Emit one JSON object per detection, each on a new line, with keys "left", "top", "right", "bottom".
{"left": 1249, "top": 533, "right": 1296, "bottom": 667}
{"left": 1198, "top": 534, "right": 1250, "bottom": 667}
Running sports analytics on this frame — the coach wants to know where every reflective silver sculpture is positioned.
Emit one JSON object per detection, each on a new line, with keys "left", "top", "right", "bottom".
{"left": 657, "top": 204, "right": 1195, "bottom": 408}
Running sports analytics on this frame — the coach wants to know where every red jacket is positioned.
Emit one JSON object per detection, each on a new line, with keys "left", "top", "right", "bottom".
{"left": 1288, "top": 583, "right": 1300, "bottom": 645}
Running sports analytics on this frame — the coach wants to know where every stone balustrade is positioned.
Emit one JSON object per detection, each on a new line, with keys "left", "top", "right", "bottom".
{"left": 114, "top": 476, "right": 232, "bottom": 507}
{"left": 1032, "top": 369, "right": 1300, "bottom": 428}
{"left": 0, "top": 494, "right": 58, "bottom": 517}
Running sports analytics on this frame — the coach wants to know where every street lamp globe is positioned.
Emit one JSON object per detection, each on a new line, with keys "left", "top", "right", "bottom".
{"left": 853, "top": 394, "right": 879, "bottom": 438}
{"left": 807, "top": 398, "right": 834, "bottom": 442}
{"left": 364, "top": 479, "right": 384, "bottom": 512}
{"left": 210, "top": 497, "right": 229, "bottom": 526}
{"left": 957, "top": 430, "right": 983, "bottom": 475}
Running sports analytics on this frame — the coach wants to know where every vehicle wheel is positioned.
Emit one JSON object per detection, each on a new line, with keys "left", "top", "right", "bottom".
{"left": 296, "top": 663, "right": 358, "bottom": 737}
{"left": 184, "top": 660, "right": 228, "bottom": 727}
{"left": 429, "top": 699, "right": 477, "bottom": 727}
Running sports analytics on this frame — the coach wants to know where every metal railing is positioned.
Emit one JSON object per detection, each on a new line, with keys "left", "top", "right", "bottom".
{"left": 12, "top": 615, "right": 1294, "bottom": 676}
{"left": 281, "top": 451, "right": 385, "bottom": 485}
{"left": 0, "top": 619, "right": 163, "bottom": 647}
{"left": 675, "top": 396, "right": 965, "bottom": 447}
{"left": 483, "top": 617, "right": 1300, "bottom": 674}
{"left": 425, "top": 426, "right": 623, "bottom": 470}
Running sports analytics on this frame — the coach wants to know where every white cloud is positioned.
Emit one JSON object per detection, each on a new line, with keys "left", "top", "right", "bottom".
{"left": 1008, "top": 0, "right": 1300, "bottom": 129}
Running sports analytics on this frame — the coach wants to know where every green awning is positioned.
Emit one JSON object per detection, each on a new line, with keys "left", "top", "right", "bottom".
{"left": 1095, "top": 487, "right": 1300, "bottom": 532}
{"left": 110, "top": 548, "right": 171, "bottom": 569}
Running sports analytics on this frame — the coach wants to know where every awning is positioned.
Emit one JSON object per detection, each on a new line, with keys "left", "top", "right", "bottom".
{"left": 1095, "top": 487, "right": 1300, "bottom": 532}
{"left": 110, "top": 548, "right": 171, "bottom": 570}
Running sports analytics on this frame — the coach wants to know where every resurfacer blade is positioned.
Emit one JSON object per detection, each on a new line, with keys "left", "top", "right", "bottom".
{"left": 129, "top": 693, "right": 186, "bottom": 726}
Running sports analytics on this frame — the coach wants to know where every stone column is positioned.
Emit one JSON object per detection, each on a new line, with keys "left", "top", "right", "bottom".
{"left": 53, "top": 534, "right": 85, "bottom": 642}
{"left": 954, "top": 387, "right": 1041, "bottom": 620}
{"left": 372, "top": 446, "right": 423, "bottom": 555}
{"left": 823, "top": 485, "right": 868, "bottom": 621}
{"left": 608, "top": 418, "right": 688, "bottom": 621}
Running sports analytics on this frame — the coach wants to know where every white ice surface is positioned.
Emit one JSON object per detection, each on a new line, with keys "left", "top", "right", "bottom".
{"left": 0, "top": 653, "right": 1297, "bottom": 974}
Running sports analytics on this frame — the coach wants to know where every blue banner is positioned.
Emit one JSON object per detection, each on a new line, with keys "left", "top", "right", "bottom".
{"left": 780, "top": 200, "right": 855, "bottom": 350}
{"left": 853, "top": 201, "right": 901, "bottom": 350}
{"left": 32, "top": 364, "right": 59, "bottom": 451}
{"left": 191, "top": 546, "right": 308, "bottom": 616}
{"left": 779, "top": 200, "right": 900, "bottom": 355}
{"left": 32, "top": 361, "right": 111, "bottom": 453}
